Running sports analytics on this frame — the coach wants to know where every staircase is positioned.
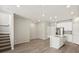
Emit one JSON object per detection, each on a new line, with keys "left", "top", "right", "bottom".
{"left": 0, "top": 33, "right": 11, "bottom": 52}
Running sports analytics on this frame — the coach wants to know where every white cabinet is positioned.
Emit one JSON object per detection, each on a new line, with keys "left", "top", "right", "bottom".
{"left": 50, "top": 36, "right": 65, "bottom": 49}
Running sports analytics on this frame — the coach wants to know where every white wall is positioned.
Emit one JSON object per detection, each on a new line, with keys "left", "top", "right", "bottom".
{"left": 73, "top": 17, "right": 79, "bottom": 44}
{"left": 30, "top": 22, "right": 56, "bottom": 40}
{"left": 36, "top": 22, "right": 48, "bottom": 40}
{"left": 14, "top": 15, "right": 31, "bottom": 44}
{"left": 0, "top": 12, "right": 9, "bottom": 33}
{"left": 35, "top": 22, "right": 56, "bottom": 40}
{"left": 0, "top": 13, "right": 9, "bottom": 25}
{"left": 47, "top": 26, "right": 51, "bottom": 38}
{"left": 30, "top": 23, "right": 37, "bottom": 40}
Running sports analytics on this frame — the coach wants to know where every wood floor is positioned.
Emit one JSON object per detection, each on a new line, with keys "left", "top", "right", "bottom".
{"left": 2, "top": 39, "right": 79, "bottom": 53}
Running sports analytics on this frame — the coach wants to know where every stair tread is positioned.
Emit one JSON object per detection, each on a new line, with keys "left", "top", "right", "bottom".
{"left": 0, "top": 37, "right": 10, "bottom": 40}
{"left": 0, "top": 35, "right": 9, "bottom": 37}
{"left": 0, "top": 40, "right": 10, "bottom": 42}
{"left": 0, "top": 33, "right": 9, "bottom": 35}
{"left": 0, "top": 42, "right": 10, "bottom": 46}
{"left": 0, "top": 45, "right": 11, "bottom": 50}
{"left": 0, "top": 35, "right": 9, "bottom": 36}
{"left": 0, "top": 40, "right": 10, "bottom": 44}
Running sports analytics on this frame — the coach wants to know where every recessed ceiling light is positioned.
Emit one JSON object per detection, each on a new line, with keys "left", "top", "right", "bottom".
{"left": 31, "top": 23, "right": 35, "bottom": 27}
{"left": 42, "top": 14, "right": 45, "bottom": 16}
{"left": 66, "top": 5, "right": 70, "bottom": 8}
{"left": 16, "top": 5, "right": 20, "bottom": 7}
{"left": 71, "top": 11, "right": 74, "bottom": 15}
{"left": 54, "top": 16, "right": 57, "bottom": 19}
{"left": 49, "top": 17, "right": 52, "bottom": 20}
{"left": 38, "top": 20, "right": 40, "bottom": 22}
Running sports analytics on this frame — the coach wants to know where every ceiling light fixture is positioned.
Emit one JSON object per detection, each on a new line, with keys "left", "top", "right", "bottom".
{"left": 42, "top": 13, "right": 45, "bottom": 16}
{"left": 16, "top": 5, "right": 20, "bottom": 7}
{"left": 71, "top": 11, "right": 74, "bottom": 15}
{"left": 49, "top": 17, "right": 52, "bottom": 20}
{"left": 38, "top": 20, "right": 40, "bottom": 22}
{"left": 54, "top": 16, "right": 57, "bottom": 19}
{"left": 31, "top": 23, "right": 35, "bottom": 27}
{"left": 66, "top": 5, "right": 71, "bottom": 8}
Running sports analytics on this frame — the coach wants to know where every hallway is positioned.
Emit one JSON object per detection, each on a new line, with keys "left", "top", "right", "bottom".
{"left": 3, "top": 39, "right": 79, "bottom": 53}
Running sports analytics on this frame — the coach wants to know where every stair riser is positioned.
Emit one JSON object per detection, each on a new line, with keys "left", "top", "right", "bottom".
{"left": 0, "top": 41, "right": 10, "bottom": 44}
{"left": 0, "top": 47, "right": 11, "bottom": 52}
{"left": 0, "top": 39, "right": 10, "bottom": 41}
{"left": 0, "top": 34, "right": 9, "bottom": 36}
{"left": 0, "top": 33, "right": 9, "bottom": 34}
{"left": 0, "top": 44, "right": 10, "bottom": 47}
{"left": 0, "top": 37, "right": 10, "bottom": 40}
{"left": 0, "top": 37, "right": 10, "bottom": 38}
{"left": 0, "top": 37, "right": 9, "bottom": 38}
{"left": 0, "top": 36, "right": 9, "bottom": 37}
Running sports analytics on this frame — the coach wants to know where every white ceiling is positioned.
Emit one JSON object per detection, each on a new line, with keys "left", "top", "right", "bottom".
{"left": 0, "top": 5, "right": 79, "bottom": 23}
